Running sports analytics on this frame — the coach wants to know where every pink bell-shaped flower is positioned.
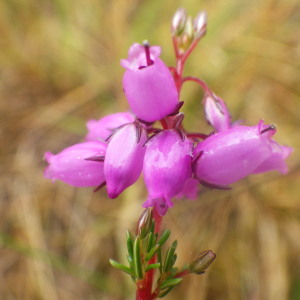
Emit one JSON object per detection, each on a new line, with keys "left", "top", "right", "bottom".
{"left": 85, "top": 112, "right": 135, "bottom": 141}
{"left": 193, "top": 121, "right": 292, "bottom": 187}
{"left": 203, "top": 92, "right": 231, "bottom": 131}
{"left": 44, "top": 141, "right": 107, "bottom": 187}
{"left": 143, "top": 130, "right": 193, "bottom": 215}
{"left": 104, "top": 123, "right": 147, "bottom": 198}
{"left": 121, "top": 43, "right": 179, "bottom": 122}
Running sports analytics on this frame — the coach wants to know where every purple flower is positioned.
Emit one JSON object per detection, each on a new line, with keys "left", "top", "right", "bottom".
{"left": 193, "top": 121, "right": 292, "bottom": 187}
{"left": 121, "top": 43, "right": 179, "bottom": 122}
{"left": 104, "top": 123, "right": 147, "bottom": 198}
{"left": 85, "top": 112, "right": 135, "bottom": 141}
{"left": 44, "top": 141, "right": 107, "bottom": 187}
{"left": 143, "top": 130, "right": 193, "bottom": 215}
{"left": 203, "top": 93, "right": 231, "bottom": 131}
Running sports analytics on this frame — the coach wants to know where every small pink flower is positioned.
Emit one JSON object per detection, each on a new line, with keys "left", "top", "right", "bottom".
{"left": 85, "top": 112, "right": 135, "bottom": 141}
{"left": 44, "top": 141, "right": 107, "bottom": 187}
{"left": 193, "top": 121, "right": 292, "bottom": 187}
{"left": 143, "top": 130, "right": 193, "bottom": 215}
{"left": 203, "top": 93, "right": 231, "bottom": 131}
{"left": 121, "top": 43, "right": 179, "bottom": 122}
{"left": 104, "top": 123, "right": 147, "bottom": 198}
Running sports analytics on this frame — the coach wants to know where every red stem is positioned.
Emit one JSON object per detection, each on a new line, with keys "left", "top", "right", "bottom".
{"left": 172, "top": 35, "right": 208, "bottom": 95}
{"left": 172, "top": 36, "right": 180, "bottom": 60}
{"left": 180, "top": 38, "right": 200, "bottom": 67}
{"left": 160, "top": 118, "right": 169, "bottom": 130}
{"left": 186, "top": 132, "right": 209, "bottom": 140}
{"left": 173, "top": 38, "right": 201, "bottom": 93}
{"left": 136, "top": 208, "right": 163, "bottom": 300}
{"left": 181, "top": 76, "right": 211, "bottom": 94}
{"left": 175, "top": 269, "right": 190, "bottom": 278}
{"left": 153, "top": 207, "right": 163, "bottom": 234}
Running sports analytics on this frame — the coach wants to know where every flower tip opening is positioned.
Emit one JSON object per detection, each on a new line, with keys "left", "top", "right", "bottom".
{"left": 106, "top": 187, "right": 121, "bottom": 199}
{"left": 44, "top": 151, "right": 53, "bottom": 162}
{"left": 143, "top": 196, "right": 174, "bottom": 216}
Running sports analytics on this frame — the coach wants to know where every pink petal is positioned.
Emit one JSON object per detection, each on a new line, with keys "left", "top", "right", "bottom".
{"left": 104, "top": 123, "right": 147, "bottom": 198}
{"left": 44, "top": 141, "right": 107, "bottom": 187}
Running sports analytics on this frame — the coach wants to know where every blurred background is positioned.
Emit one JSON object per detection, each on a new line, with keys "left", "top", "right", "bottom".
{"left": 0, "top": 0, "right": 299, "bottom": 299}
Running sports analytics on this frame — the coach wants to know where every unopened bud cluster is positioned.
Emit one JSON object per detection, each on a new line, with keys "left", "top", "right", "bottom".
{"left": 44, "top": 9, "right": 292, "bottom": 216}
{"left": 172, "top": 8, "right": 207, "bottom": 54}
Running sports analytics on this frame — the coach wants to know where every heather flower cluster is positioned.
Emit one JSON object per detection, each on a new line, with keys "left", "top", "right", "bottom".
{"left": 44, "top": 9, "right": 292, "bottom": 217}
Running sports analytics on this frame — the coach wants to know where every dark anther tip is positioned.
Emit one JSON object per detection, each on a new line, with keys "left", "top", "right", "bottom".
{"left": 85, "top": 155, "right": 105, "bottom": 162}
{"left": 168, "top": 101, "right": 185, "bottom": 116}
{"left": 175, "top": 128, "right": 186, "bottom": 142}
{"left": 143, "top": 40, "right": 150, "bottom": 47}
{"left": 260, "top": 124, "right": 276, "bottom": 134}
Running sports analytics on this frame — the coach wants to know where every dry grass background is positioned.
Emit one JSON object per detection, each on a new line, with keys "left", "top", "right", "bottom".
{"left": 0, "top": 0, "right": 299, "bottom": 299}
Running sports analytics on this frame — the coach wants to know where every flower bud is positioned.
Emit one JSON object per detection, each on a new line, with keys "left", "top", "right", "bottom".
{"left": 136, "top": 208, "right": 153, "bottom": 238}
{"left": 189, "top": 250, "right": 216, "bottom": 274}
{"left": 203, "top": 93, "right": 231, "bottom": 131}
{"left": 184, "top": 16, "right": 194, "bottom": 41}
{"left": 194, "top": 11, "right": 207, "bottom": 38}
{"left": 121, "top": 43, "right": 178, "bottom": 122}
{"left": 193, "top": 121, "right": 292, "bottom": 187}
{"left": 172, "top": 8, "right": 187, "bottom": 36}
{"left": 143, "top": 130, "right": 193, "bottom": 215}
{"left": 44, "top": 141, "right": 107, "bottom": 187}
{"left": 85, "top": 112, "right": 135, "bottom": 141}
{"left": 104, "top": 123, "right": 147, "bottom": 198}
